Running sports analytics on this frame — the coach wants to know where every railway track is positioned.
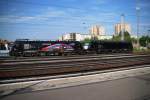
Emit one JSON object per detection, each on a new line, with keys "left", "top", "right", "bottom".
{"left": 0, "top": 54, "right": 150, "bottom": 79}
{"left": 0, "top": 53, "right": 134, "bottom": 62}
{"left": 0, "top": 53, "right": 147, "bottom": 64}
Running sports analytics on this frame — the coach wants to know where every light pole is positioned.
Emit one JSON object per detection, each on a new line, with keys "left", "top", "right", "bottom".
{"left": 136, "top": 0, "right": 140, "bottom": 48}
{"left": 121, "top": 14, "right": 125, "bottom": 41}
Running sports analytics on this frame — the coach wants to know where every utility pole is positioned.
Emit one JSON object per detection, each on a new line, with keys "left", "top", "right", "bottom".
{"left": 148, "top": 29, "right": 150, "bottom": 36}
{"left": 121, "top": 14, "right": 125, "bottom": 41}
{"left": 136, "top": 0, "right": 140, "bottom": 48}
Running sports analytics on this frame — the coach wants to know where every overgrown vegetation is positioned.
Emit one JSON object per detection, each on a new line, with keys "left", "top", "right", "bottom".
{"left": 112, "top": 31, "right": 131, "bottom": 42}
{"left": 139, "top": 36, "right": 150, "bottom": 47}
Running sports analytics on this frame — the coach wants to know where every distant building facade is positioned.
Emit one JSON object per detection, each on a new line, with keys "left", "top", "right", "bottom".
{"left": 90, "top": 25, "right": 105, "bottom": 37}
{"left": 59, "top": 33, "right": 112, "bottom": 41}
{"left": 115, "top": 23, "right": 131, "bottom": 35}
{"left": 59, "top": 33, "right": 91, "bottom": 41}
{"left": 97, "top": 35, "right": 112, "bottom": 40}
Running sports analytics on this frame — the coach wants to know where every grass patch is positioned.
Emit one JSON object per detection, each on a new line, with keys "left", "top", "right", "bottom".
{"left": 133, "top": 48, "right": 150, "bottom": 54}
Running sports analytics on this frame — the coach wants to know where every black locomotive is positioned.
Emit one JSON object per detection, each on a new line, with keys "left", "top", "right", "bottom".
{"left": 84, "top": 41, "right": 133, "bottom": 54}
{"left": 10, "top": 39, "right": 83, "bottom": 56}
{"left": 10, "top": 39, "right": 133, "bottom": 56}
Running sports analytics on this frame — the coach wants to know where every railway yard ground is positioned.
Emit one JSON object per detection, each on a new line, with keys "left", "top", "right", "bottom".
{"left": 0, "top": 53, "right": 150, "bottom": 100}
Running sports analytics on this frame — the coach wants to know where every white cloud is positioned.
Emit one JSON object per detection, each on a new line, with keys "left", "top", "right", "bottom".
{"left": 86, "top": 0, "right": 110, "bottom": 5}
{"left": 0, "top": 5, "right": 119, "bottom": 27}
{"left": 0, "top": 16, "right": 35, "bottom": 23}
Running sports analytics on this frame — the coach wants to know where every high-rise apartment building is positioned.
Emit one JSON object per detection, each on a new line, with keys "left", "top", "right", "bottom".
{"left": 115, "top": 23, "right": 131, "bottom": 35}
{"left": 90, "top": 25, "right": 105, "bottom": 37}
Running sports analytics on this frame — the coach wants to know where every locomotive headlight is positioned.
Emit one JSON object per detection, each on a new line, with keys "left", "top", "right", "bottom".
{"left": 83, "top": 43, "right": 89, "bottom": 50}
{"left": 83, "top": 45, "right": 88, "bottom": 50}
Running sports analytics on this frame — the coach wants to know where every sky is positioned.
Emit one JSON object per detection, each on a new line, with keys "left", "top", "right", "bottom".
{"left": 0, "top": 0, "right": 150, "bottom": 41}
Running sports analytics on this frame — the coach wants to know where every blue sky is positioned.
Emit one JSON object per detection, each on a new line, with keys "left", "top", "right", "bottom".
{"left": 0, "top": 0, "right": 150, "bottom": 41}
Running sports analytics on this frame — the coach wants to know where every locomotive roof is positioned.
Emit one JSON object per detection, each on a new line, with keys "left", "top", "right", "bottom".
{"left": 91, "top": 40, "right": 131, "bottom": 43}
{"left": 14, "top": 40, "right": 81, "bottom": 44}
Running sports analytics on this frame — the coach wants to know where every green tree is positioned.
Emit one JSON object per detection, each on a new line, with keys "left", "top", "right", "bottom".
{"left": 112, "top": 34, "right": 121, "bottom": 41}
{"left": 91, "top": 36, "right": 98, "bottom": 41}
{"left": 81, "top": 38, "right": 91, "bottom": 45}
{"left": 112, "top": 31, "right": 131, "bottom": 42}
{"left": 139, "top": 36, "right": 150, "bottom": 47}
{"left": 131, "top": 37, "right": 137, "bottom": 44}
{"left": 82, "top": 38, "right": 91, "bottom": 43}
